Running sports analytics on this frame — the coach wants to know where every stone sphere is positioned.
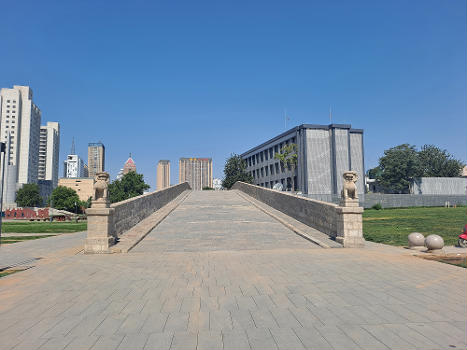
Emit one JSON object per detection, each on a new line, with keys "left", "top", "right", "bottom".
{"left": 408, "top": 232, "right": 425, "bottom": 247}
{"left": 425, "top": 234, "right": 444, "bottom": 250}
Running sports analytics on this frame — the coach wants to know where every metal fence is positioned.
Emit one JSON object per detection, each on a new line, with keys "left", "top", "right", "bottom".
{"left": 304, "top": 193, "right": 467, "bottom": 208}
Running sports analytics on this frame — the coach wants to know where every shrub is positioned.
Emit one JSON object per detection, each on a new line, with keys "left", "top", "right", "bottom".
{"left": 371, "top": 203, "right": 383, "bottom": 210}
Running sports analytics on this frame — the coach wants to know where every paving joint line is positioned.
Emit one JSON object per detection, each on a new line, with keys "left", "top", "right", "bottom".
{"left": 235, "top": 190, "right": 333, "bottom": 249}
{"left": 111, "top": 190, "right": 192, "bottom": 253}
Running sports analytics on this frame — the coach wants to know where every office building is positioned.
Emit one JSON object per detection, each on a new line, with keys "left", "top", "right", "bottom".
{"left": 38, "top": 122, "right": 60, "bottom": 187}
{"left": 0, "top": 85, "right": 42, "bottom": 206}
{"left": 179, "top": 158, "right": 213, "bottom": 190}
{"left": 241, "top": 124, "right": 364, "bottom": 199}
{"left": 156, "top": 160, "right": 170, "bottom": 190}
{"left": 64, "top": 154, "right": 86, "bottom": 178}
{"left": 58, "top": 178, "right": 94, "bottom": 201}
{"left": 123, "top": 155, "right": 136, "bottom": 174}
{"left": 88, "top": 142, "right": 105, "bottom": 178}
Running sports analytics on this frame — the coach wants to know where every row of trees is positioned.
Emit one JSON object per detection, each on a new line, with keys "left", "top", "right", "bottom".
{"left": 15, "top": 171, "right": 150, "bottom": 211}
{"left": 368, "top": 144, "right": 464, "bottom": 193}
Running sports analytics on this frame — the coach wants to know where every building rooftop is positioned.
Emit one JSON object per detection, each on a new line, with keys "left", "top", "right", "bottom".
{"left": 241, "top": 123, "right": 363, "bottom": 156}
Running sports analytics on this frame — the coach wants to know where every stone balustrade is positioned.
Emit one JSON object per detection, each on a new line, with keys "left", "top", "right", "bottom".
{"left": 85, "top": 182, "right": 191, "bottom": 253}
{"left": 232, "top": 181, "right": 365, "bottom": 248}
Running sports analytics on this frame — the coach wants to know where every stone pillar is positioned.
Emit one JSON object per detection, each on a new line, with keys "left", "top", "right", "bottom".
{"left": 335, "top": 204, "right": 365, "bottom": 247}
{"left": 84, "top": 172, "right": 115, "bottom": 254}
{"left": 336, "top": 171, "right": 365, "bottom": 248}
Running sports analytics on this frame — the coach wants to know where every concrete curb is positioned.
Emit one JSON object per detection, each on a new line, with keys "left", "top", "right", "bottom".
{"left": 235, "top": 190, "right": 339, "bottom": 249}
{"left": 111, "top": 190, "right": 191, "bottom": 253}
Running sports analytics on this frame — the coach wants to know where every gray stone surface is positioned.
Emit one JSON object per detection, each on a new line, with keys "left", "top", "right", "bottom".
{"left": 232, "top": 181, "right": 364, "bottom": 247}
{"left": 0, "top": 191, "right": 465, "bottom": 350}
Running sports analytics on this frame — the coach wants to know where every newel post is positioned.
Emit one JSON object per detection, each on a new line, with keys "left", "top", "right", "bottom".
{"left": 335, "top": 171, "right": 365, "bottom": 248}
{"left": 84, "top": 172, "right": 115, "bottom": 253}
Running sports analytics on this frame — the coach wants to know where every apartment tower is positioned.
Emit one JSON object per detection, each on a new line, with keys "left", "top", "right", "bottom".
{"left": 88, "top": 142, "right": 105, "bottom": 178}
{"left": 179, "top": 158, "right": 212, "bottom": 190}
{"left": 156, "top": 160, "right": 170, "bottom": 190}
{"left": 38, "top": 122, "right": 60, "bottom": 187}
{"left": 0, "top": 85, "right": 42, "bottom": 205}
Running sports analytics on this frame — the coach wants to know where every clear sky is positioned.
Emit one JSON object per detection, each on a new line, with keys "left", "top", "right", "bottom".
{"left": 1, "top": 0, "right": 465, "bottom": 190}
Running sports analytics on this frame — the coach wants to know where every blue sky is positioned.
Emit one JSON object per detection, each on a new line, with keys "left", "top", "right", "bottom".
{"left": 1, "top": 0, "right": 465, "bottom": 190}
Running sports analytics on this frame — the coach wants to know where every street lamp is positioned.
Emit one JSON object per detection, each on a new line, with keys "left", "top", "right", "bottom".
{"left": 0, "top": 141, "right": 6, "bottom": 244}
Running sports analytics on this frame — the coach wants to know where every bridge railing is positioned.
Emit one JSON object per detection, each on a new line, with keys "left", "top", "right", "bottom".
{"left": 232, "top": 181, "right": 364, "bottom": 248}
{"left": 85, "top": 182, "right": 191, "bottom": 253}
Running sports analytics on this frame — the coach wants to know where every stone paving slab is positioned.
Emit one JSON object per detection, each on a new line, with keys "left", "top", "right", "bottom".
{"left": 0, "top": 191, "right": 465, "bottom": 350}
{"left": 234, "top": 190, "right": 342, "bottom": 248}
{"left": 0, "top": 231, "right": 86, "bottom": 270}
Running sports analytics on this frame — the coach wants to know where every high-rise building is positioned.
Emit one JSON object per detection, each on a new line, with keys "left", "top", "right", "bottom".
{"left": 38, "top": 122, "right": 60, "bottom": 187}
{"left": 0, "top": 85, "right": 42, "bottom": 206}
{"left": 156, "top": 160, "right": 170, "bottom": 190}
{"left": 64, "top": 154, "right": 85, "bottom": 178}
{"left": 123, "top": 155, "right": 136, "bottom": 175}
{"left": 179, "top": 158, "right": 213, "bottom": 190}
{"left": 88, "top": 142, "right": 105, "bottom": 178}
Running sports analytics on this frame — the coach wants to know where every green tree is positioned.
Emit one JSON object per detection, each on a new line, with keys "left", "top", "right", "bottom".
{"left": 16, "top": 184, "right": 42, "bottom": 207}
{"left": 50, "top": 186, "right": 82, "bottom": 212}
{"left": 367, "top": 166, "right": 382, "bottom": 179}
{"left": 376, "top": 144, "right": 422, "bottom": 193}
{"left": 222, "top": 154, "right": 253, "bottom": 189}
{"left": 418, "top": 144, "right": 464, "bottom": 177}
{"left": 274, "top": 143, "right": 298, "bottom": 191}
{"left": 108, "top": 171, "right": 150, "bottom": 203}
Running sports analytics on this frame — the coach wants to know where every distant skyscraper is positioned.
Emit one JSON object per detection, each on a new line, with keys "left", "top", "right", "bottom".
{"left": 38, "top": 122, "right": 60, "bottom": 187}
{"left": 179, "top": 158, "right": 213, "bottom": 190}
{"left": 157, "top": 160, "right": 170, "bottom": 190}
{"left": 64, "top": 154, "right": 85, "bottom": 178}
{"left": 88, "top": 142, "right": 105, "bottom": 178}
{"left": 123, "top": 155, "right": 136, "bottom": 174}
{"left": 0, "top": 85, "right": 42, "bottom": 205}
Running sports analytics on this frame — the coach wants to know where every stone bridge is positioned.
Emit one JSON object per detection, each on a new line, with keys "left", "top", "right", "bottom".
{"left": 0, "top": 184, "right": 465, "bottom": 350}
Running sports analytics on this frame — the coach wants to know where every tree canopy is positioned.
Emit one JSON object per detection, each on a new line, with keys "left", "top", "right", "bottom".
{"left": 50, "top": 186, "right": 82, "bottom": 212}
{"left": 222, "top": 154, "right": 253, "bottom": 189}
{"left": 108, "top": 171, "right": 150, "bottom": 203}
{"left": 418, "top": 145, "right": 464, "bottom": 177}
{"left": 274, "top": 143, "right": 298, "bottom": 190}
{"left": 376, "top": 144, "right": 464, "bottom": 193}
{"left": 16, "top": 184, "right": 42, "bottom": 207}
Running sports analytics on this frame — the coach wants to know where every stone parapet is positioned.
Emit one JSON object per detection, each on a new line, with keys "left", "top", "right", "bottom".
{"left": 232, "top": 181, "right": 365, "bottom": 248}
{"left": 85, "top": 182, "right": 191, "bottom": 253}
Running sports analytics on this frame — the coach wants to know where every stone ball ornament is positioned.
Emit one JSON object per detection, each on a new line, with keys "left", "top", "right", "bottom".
{"left": 425, "top": 234, "right": 444, "bottom": 250}
{"left": 408, "top": 232, "right": 425, "bottom": 247}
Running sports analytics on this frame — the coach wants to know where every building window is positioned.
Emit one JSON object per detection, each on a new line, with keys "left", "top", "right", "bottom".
{"left": 275, "top": 163, "right": 279, "bottom": 173}
{"left": 270, "top": 164, "right": 274, "bottom": 175}
{"left": 265, "top": 166, "right": 268, "bottom": 176}
{"left": 260, "top": 152, "right": 264, "bottom": 162}
{"left": 261, "top": 168, "right": 264, "bottom": 177}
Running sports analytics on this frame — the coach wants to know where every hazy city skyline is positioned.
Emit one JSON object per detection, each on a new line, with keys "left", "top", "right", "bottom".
{"left": 1, "top": 1, "right": 465, "bottom": 190}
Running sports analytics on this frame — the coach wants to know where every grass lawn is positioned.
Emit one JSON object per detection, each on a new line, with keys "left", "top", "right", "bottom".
{"left": 363, "top": 206, "right": 467, "bottom": 246}
{"left": 0, "top": 269, "right": 24, "bottom": 278}
{"left": 0, "top": 235, "right": 57, "bottom": 244}
{"left": 1, "top": 221, "right": 87, "bottom": 233}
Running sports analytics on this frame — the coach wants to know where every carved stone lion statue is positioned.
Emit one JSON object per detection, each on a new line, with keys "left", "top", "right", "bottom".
{"left": 94, "top": 172, "right": 110, "bottom": 202}
{"left": 341, "top": 171, "right": 358, "bottom": 200}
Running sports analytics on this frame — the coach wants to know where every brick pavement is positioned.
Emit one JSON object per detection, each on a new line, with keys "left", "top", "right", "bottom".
{"left": 0, "top": 191, "right": 465, "bottom": 350}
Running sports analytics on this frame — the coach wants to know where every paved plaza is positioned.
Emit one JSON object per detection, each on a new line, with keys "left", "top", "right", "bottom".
{"left": 0, "top": 191, "right": 465, "bottom": 350}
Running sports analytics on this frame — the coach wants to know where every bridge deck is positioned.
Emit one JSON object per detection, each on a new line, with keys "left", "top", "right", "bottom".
{"left": 133, "top": 190, "right": 320, "bottom": 253}
{"left": 0, "top": 191, "right": 465, "bottom": 350}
